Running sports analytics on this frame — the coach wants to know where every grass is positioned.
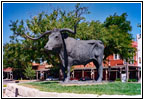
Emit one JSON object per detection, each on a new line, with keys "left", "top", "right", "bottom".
{"left": 20, "top": 81, "right": 141, "bottom": 95}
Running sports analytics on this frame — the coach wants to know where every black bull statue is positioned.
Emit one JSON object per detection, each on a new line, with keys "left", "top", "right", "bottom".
{"left": 25, "top": 28, "right": 104, "bottom": 82}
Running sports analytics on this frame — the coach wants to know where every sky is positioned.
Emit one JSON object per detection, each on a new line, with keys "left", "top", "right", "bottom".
{"left": 3, "top": 3, "right": 141, "bottom": 44}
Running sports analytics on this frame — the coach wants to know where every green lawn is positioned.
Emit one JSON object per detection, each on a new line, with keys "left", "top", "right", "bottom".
{"left": 20, "top": 81, "right": 141, "bottom": 95}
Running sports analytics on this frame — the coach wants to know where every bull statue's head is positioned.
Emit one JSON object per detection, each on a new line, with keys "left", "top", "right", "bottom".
{"left": 25, "top": 28, "right": 75, "bottom": 50}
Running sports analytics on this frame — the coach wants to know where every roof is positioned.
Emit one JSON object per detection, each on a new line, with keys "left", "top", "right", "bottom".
{"left": 33, "top": 63, "right": 53, "bottom": 71}
{"left": 36, "top": 65, "right": 50, "bottom": 71}
{"left": 32, "top": 63, "right": 40, "bottom": 66}
{"left": 3, "top": 67, "right": 13, "bottom": 72}
{"left": 73, "top": 65, "right": 140, "bottom": 70}
{"left": 73, "top": 62, "right": 95, "bottom": 70}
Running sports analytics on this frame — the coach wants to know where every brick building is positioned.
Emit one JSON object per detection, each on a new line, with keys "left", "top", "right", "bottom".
{"left": 3, "top": 63, "right": 53, "bottom": 80}
{"left": 32, "top": 62, "right": 53, "bottom": 80}
{"left": 3, "top": 67, "right": 13, "bottom": 80}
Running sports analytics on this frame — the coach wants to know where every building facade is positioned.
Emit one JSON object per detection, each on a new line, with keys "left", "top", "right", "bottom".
{"left": 32, "top": 62, "right": 53, "bottom": 80}
{"left": 3, "top": 67, "right": 13, "bottom": 80}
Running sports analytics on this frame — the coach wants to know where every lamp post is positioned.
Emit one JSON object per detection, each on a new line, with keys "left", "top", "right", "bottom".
{"left": 108, "top": 61, "right": 111, "bottom": 81}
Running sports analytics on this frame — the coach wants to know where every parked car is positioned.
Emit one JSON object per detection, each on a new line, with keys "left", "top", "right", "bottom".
{"left": 46, "top": 76, "right": 59, "bottom": 81}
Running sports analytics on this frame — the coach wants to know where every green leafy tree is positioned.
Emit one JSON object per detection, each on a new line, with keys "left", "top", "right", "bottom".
{"left": 103, "top": 13, "right": 135, "bottom": 61}
{"left": 3, "top": 4, "right": 135, "bottom": 78}
{"left": 23, "top": 64, "right": 36, "bottom": 80}
{"left": 74, "top": 13, "right": 135, "bottom": 62}
{"left": 3, "top": 3, "right": 89, "bottom": 79}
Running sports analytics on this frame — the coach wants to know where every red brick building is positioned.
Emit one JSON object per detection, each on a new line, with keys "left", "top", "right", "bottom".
{"left": 32, "top": 63, "right": 53, "bottom": 80}
{"left": 3, "top": 63, "right": 52, "bottom": 80}
{"left": 3, "top": 67, "right": 13, "bottom": 79}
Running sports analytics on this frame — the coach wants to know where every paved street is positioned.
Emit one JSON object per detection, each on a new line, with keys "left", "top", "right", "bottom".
{"left": 3, "top": 79, "right": 16, "bottom": 85}
{"left": 3, "top": 79, "right": 38, "bottom": 86}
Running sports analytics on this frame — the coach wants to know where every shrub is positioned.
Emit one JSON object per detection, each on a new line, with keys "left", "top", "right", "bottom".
{"left": 128, "top": 79, "right": 137, "bottom": 82}
{"left": 24, "top": 64, "right": 36, "bottom": 80}
{"left": 115, "top": 78, "right": 121, "bottom": 81}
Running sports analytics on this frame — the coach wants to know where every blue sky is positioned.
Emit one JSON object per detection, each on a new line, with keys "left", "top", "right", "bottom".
{"left": 3, "top": 3, "right": 141, "bottom": 44}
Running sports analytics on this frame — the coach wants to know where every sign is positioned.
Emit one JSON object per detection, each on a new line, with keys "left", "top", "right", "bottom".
{"left": 121, "top": 73, "right": 126, "bottom": 82}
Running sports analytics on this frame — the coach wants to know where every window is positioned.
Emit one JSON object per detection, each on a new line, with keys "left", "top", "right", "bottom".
{"left": 114, "top": 54, "right": 120, "bottom": 60}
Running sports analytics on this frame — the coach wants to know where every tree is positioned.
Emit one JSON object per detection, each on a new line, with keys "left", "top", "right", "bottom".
{"left": 3, "top": 3, "right": 89, "bottom": 79}
{"left": 103, "top": 13, "right": 135, "bottom": 61}
{"left": 23, "top": 64, "right": 36, "bottom": 80}
{"left": 3, "top": 4, "right": 135, "bottom": 77}
{"left": 74, "top": 13, "right": 135, "bottom": 62}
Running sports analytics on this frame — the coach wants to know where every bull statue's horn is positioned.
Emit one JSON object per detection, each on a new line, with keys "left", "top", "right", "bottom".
{"left": 60, "top": 28, "right": 76, "bottom": 34}
{"left": 25, "top": 31, "right": 51, "bottom": 40}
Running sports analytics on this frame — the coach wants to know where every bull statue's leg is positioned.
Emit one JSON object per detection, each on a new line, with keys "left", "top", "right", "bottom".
{"left": 64, "top": 65, "right": 71, "bottom": 82}
{"left": 97, "top": 64, "right": 103, "bottom": 82}
{"left": 97, "top": 56, "right": 103, "bottom": 82}
{"left": 93, "top": 59, "right": 103, "bottom": 82}
{"left": 61, "top": 66, "right": 66, "bottom": 81}
{"left": 64, "top": 58, "right": 73, "bottom": 83}
{"left": 60, "top": 58, "right": 67, "bottom": 81}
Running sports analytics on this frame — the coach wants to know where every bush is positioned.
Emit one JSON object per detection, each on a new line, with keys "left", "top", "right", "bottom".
{"left": 128, "top": 79, "right": 137, "bottom": 82}
{"left": 115, "top": 78, "right": 121, "bottom": 82}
